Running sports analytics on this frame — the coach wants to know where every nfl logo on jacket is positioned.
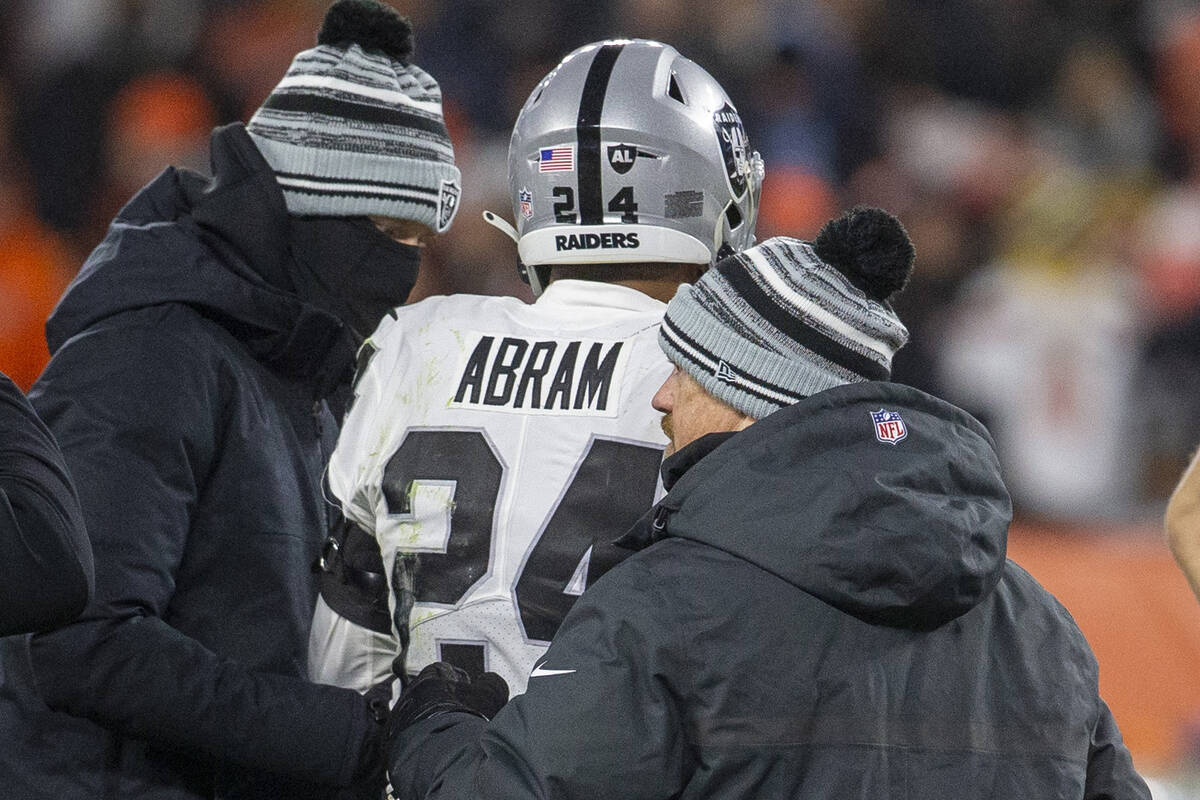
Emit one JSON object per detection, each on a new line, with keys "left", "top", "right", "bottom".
{"left": 871, "top": 408, "right": 907, "bottom": 444}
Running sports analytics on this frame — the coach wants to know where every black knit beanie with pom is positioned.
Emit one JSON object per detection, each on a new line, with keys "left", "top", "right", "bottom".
{"left": 658, "top": 206, "right": 915, "bottom": 419}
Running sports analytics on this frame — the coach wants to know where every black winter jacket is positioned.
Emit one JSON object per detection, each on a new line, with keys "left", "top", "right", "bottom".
{"left": 0, "top": 372, "right": 93, "bottom": 635}
{"left": 0, "top": 124, "right": 381, "bottom": 799}
{"left": 389, "top": 381, "right": 1150, "bottom": 800}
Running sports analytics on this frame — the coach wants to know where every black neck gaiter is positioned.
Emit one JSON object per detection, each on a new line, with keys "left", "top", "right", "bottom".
{"left": 288, "top": 216, "right": 421, "bottom": 340}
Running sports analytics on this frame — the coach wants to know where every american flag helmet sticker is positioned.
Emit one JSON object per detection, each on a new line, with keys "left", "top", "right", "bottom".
{"left": 539, "top": 146, "right": 575, "bottom": 172}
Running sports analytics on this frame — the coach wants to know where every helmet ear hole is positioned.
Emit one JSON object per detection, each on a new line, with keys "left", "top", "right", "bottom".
{"left": 725, "top": 203, "right": 743, "bottom": 229}
{"left": 667, "top": 72, "right": 685, "bottom": 104}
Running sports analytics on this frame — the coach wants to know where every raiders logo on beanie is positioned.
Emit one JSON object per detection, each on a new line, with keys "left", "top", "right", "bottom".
{"left": 247, "top": 0, "right": 461, "bottom": 233}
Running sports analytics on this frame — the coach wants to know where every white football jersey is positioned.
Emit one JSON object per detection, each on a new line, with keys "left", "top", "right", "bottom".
{"left": 311, "top": 280, "right": 671, "bottom": 694}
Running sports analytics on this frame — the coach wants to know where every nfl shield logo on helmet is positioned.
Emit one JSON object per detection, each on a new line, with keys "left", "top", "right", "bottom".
{"left": 519, "top": 188, "right": 534, "bottom": 219}
{"left": 870, "top": 409, "right": 907, "bottom": 445}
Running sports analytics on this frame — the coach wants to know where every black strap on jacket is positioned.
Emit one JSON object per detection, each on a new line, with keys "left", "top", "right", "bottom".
{"left": 315, "top": 518, "right": 391, "bottom": 635}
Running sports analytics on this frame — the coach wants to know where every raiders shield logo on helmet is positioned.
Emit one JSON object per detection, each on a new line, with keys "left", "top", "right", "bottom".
{"left": 713, "top": 103, "right": 749, "bottom": 199}
{"left": 437, "top": 179, "right": 461, "bottom": 232}
{"left": 607, "top": 144, "right": 638, "bottom": 175}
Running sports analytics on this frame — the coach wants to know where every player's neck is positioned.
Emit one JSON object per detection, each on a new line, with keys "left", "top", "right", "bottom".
{"left": 548, "top": 262, "right": 704, "bottom": 302}
{"left": 610, "top": 277, "right": 695, "bottom": 303}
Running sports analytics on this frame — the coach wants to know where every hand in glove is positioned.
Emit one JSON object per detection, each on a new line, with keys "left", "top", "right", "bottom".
{"left": 387, "top": 661, "right": 509, "bottom": 737}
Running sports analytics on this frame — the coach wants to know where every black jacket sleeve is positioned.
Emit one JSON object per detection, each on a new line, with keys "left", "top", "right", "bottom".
{"left": 1085, "top": 699, "right": 1152, "bottom": 800}
{"left": 0, "top": 371, "right": 93, "bottom": 636}
{"left": 388, "top": 556, "right": 691, "bottom": 800}
{"left": 25, "top": 325, "right": 380, "bottom": 787}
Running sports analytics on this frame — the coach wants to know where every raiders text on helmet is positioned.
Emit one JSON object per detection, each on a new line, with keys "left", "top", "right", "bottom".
{"left": 505, "top": 39, "right": 764, "bottom": 294}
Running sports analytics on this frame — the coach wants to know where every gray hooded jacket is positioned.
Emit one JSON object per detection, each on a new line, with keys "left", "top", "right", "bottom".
{"left": 389, "top": 380, "right": 1149, "bottom": 800}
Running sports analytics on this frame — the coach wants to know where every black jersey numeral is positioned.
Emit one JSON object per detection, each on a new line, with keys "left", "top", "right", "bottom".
{"left": 552, "top": 187, "right": 576, "bottom": 223}
{"left": 554, "top": 186, "right": 640, "bottom": 225}
{"left": 381, "top": 430, "right": 661, "bottom": 639}
{"left": 514, "top": 438, "right": 661, "bottom": 641}
{"left": 607, "top": 186, "right": 639, "bottom": 223}
{"left": 382, "top": 430, "right": 502, "bottom": 604}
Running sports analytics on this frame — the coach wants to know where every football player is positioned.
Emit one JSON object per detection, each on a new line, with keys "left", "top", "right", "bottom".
{"left": 309, "top": 38, "right": 764, "bottom": 696}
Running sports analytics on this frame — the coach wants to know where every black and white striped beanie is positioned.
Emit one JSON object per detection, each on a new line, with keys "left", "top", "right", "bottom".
{"left": 659, "top": 207, "right": 915, "bottom": 420}
{"left": 246, "top": 0, "right": 460, "bottom": 233}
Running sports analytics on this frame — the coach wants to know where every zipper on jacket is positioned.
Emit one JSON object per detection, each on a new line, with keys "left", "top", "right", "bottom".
{"left": 650, "top": 505, "right": 670, "bottom": 541}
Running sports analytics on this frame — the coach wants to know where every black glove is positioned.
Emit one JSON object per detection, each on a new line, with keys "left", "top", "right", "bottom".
{"left": 384, "top": 664, "right": 507, "bottom": 799}
{"left": 386, "top": 662, "right": 509, "bottom": 738}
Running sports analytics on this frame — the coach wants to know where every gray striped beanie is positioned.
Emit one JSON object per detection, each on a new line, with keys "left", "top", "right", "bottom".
{"left": 246, "top": 0, "right": 460, "bottom": 233}
{"left": 659, "top": 207, "right": 915, "bottom": 420}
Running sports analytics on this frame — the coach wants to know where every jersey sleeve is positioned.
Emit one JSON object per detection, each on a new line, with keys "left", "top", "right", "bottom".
{"left": 309, "top": 593, "right": 397, "bottom": 692}
{"left": 327, "top": 313, "right": 407, "bottom": 535}
{"left": 317, "top": 313, "right": 411, "bottom": 691}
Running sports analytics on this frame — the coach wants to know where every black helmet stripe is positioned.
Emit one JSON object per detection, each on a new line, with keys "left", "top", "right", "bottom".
{"left": 576, "top": 43, "right": 625, "bottom": 225}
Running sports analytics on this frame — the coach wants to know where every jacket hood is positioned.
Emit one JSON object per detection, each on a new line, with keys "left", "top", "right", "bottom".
{"left": 647, "top": 381, "right": 1012, "bottom": 630}
{"left": 46, "top": 123, "right": 356, "bottom": 393}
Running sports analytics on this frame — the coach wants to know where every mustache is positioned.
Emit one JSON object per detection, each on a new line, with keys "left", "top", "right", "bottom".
{"left": 660, "top": 413, "right": 673, "bottom": 441}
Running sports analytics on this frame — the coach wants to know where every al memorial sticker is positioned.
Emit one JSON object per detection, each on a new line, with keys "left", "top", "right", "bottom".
{"left": 870, "top": 409, "right": 907, "bottom": 445}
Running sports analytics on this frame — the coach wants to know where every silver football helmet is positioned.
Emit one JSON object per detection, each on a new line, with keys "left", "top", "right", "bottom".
{"left": 497, "top": 39, "right": 764, "bottom": 295}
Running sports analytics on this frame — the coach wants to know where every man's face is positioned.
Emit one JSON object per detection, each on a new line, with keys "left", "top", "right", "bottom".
{"left": 652, "top": 365, "right": 754, "bottom": 456}
{"left": 370, "top": 216, "right": 435, "bottom": 246}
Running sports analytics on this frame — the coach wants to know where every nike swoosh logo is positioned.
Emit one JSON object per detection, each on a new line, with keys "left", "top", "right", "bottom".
{"left": 530, "top": 665, "right": 577, "bottom": 678}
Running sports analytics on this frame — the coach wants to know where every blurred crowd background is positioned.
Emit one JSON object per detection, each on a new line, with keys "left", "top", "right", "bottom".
{"left": 3, "top": 0, "right": 1200, "bottom": 790}
{"left": 10, "top": 0, "right": 1200, "bottom": 524}
{"left": 5, "top": 0, "right": 1200, "bottom": 523}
